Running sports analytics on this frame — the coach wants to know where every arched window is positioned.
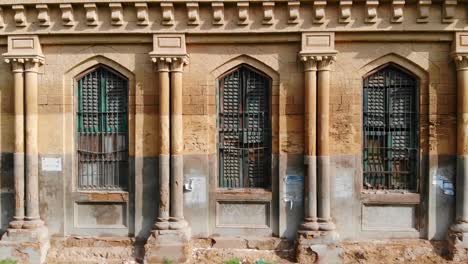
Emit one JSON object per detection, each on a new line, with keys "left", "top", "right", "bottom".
{"left": 363, "top": 64, "right": 418, "bottom": 191}
{"left": 76, "top": 65, "right": 128, "bottom": 190}
{"left": 218, "top": 65, "right": 271, "bottom": 188}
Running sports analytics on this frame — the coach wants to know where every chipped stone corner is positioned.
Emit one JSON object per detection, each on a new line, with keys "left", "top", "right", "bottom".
{"left": 0, "top": 226, "right": 50, "bottom": 264}
{"left": 296, "top": 230, "right": 342, "bottom": 264}
{"left": 447, "top": 229, "right": 468, "bottom": 262}
{"left": 144, "top": 228, "right": 192, "bottom": 263}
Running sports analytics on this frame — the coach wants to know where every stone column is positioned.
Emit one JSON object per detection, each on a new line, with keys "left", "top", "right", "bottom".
{"left": 22, "top": 59, "right": 43, "bottom": 229}
{"left": 317, "top": 56, "right": 336, "bottom": 231}
{"left": 154, "top": 58, "right": 171, "bottom": 230}
{"left": 170, "top": 57, "right": 188, "bottom": 230}
{"left": 10, "top": 60, "right": 25, "bottom": 229}
{"left": 300, "top": 56, "right": 319, "bottom": 231}
{"left": 453, "top": 55, "right": 468, "bottom": 232}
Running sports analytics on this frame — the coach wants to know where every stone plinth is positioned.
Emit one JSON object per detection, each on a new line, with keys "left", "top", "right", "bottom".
{"left": 144, "top": 228, "right": 191, "bottom": 263}
{"left": 0, "top": 226, "right": 49, "bottom": 263}
{"left": 296, "top": 230, "right": 342, "bottom": 264}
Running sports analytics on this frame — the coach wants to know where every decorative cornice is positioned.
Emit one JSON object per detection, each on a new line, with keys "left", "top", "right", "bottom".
{"left": 4, "top": 56, "right": 45, "bottom": 65}
{"left": 0, "top": 2, "right": 463, "bottom": 34}
{"left": 150, "top": 55, "right": 189, "bottom": 73}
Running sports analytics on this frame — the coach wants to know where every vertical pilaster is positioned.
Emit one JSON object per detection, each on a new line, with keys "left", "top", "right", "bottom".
{"left": 317, "top": 56, "right": 335, "bottom": 231}
{"left": 170, "top": 57, "right": 188, "bottom": 230}
{"left": 10, "top": 60, "right": 25, "bottom": 229}
{"left": 300, "top": 56, "right": 319, "bottom": 231}
{"left": 22, "top": 59, "right": 43, "bottom": 229}
{"left": 154, "top": 58, "right": 171, "bottom": 230}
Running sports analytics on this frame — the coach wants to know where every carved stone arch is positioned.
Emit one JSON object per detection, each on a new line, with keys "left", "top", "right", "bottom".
{"left": 359, "top": 53, "right": 429, "bottom": 86}
{"left": 209, "top": 54, "right": 279, "bottom": 85}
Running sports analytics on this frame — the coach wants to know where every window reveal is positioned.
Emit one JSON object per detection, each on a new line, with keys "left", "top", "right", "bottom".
{"left": 218, "top": 65, "right": 271, "bottom": 189}
{"left": 363, "top": 64, "right": 418, "bottom": 191}
{"left": 77, "top": 66, "right": 128, "bottom": 190}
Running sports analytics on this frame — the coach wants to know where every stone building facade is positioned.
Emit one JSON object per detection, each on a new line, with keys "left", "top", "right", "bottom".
{"left": 0, "top": 0, "right": 465, "bottom": 263}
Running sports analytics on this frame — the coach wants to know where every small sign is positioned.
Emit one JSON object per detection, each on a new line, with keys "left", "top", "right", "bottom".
{"left": 41, "top": 157, "right": 62, "bottom": 172}
{"left": 285, "top": 175, "right": 303, "bottom": 202}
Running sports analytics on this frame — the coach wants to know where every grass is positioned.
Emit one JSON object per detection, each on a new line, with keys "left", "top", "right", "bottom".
{"left": 163, "top": 259, "right": 174, "bottom": 264}
{"left": 224, "top": 258, "right": 241, "bottom": 264}
{"left": 0, "top": 260, "right": 16, "bottom": 264}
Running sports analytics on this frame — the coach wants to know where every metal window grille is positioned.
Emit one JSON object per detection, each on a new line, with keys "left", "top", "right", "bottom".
{"left": 218, "top": 65, "right": 271, "bottom": 188}
{"left": 363, "top": 64, "right": 418, "bottom": 191}
{"left": 77, "top": 66, "right": 129, "bottom": 190}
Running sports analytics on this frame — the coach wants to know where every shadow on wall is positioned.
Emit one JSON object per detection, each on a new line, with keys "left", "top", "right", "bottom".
{"left": 0, "top": 153, "right": 14, "bottom": 236}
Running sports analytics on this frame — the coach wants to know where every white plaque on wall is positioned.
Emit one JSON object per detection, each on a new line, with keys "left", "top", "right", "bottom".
{"left": 41, "top": 157, "right": 62, "bottom": 172}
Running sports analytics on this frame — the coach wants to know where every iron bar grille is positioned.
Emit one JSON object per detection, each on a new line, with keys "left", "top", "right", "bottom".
{"left": 218, "top": 65, "right": 271, "bottom": 188}
{"left": 77, "top": 66, "right": 128, "bottom": 191}
{"left": 363, "top": 65, "right": 418, "bottom": 191}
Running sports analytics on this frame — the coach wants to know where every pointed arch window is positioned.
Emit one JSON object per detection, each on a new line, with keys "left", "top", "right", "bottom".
{"left": 363, "top": 64, "right": 419, "bottom": 191}
{"left": 218, "top": 65, "right": 271, "bottom": 188}
{"left": 77, "top": 66, "right": 128, "bottom": 190}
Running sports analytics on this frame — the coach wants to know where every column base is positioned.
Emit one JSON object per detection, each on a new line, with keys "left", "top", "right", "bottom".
{"left": 448, "top": 225, "right": 468, "bottom": 262}
{"left": 318, "top": 220, "right": 336, "bottom": 231}
{"left": 170, "top": 219, "right": 188, "bottom": 230}
{"left": 296, "top": 230, "right": 341, "bottom": 264}
{"left": 154, "top": 219, "right": 170, "bottom": 230}
{"left": 0, "top": 225, "right": 49, "bottom": 264}
{"left": 144, "top": 228, "right": 192, "bottom": 263}
{"left": 299, "top": 220, "right": 319, "bottom": 231}
{"left": 8, "top": 219, "right": 24, "bottom": 229}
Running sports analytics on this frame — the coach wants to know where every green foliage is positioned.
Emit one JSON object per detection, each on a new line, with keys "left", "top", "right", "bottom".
{"left": 0, "top": 260, "right": 16, "bottom": 264}
{"left": 224, "top": 258, "right": 241, "bottom": 264}
{"left": 163, "top": 259, "right": 174, "bottom": 264}
{"left": 254, "top": 259, "right": 274, "bottom": 264}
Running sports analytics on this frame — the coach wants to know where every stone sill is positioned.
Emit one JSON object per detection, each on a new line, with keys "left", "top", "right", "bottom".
{"left": 360, "top": 192, "right": 420, "bottom": 205}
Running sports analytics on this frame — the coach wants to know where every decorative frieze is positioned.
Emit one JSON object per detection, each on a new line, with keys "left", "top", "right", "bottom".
{"left": 262, "top": 2, "right": 275, "bottom": 25}
{"left": 212, "top": 3, "right": 224, "bottom": 25}
{"left": 339, "top": 0, "right": 352, "bottom": 24}
{"left": 417, "top": 0, "right": 431, "bottom": 23}
{"left": 60, "top": 4, "right": 75, "bottom": 27}
{"left": 237, "top": 2, "right": 250, "bottom": 25}
{"left": 135, "top": 3, "right": 149, "bottom": 26}
{"left": 186, "top": 3, "right": 200, "bottom": 26}
{"left": 84, "top": 4, "right": 98, "bottom": 26}
{"left": 161, "top": 3, "right": 174, "bottom": 26}
{"left": 313, "top": 1, "right": 326, "bottom": 24}
{"left": 365, "top": 0, "right": 378, "bottom": 24}
{"left": 3, "top": 35, "right": 45, "bottom": 65}
{"left": 36, "top": 5, "right": 50, "bottom": 27}
{"left": 391, "top": 0, "right": 405, "bottom": 24}
{"left": 443, "top": 0, "right": 457, "bottom": 23}
{"left": 288, "top": 1, "right": 300, "bottom": 24}
{"left": 12, "top": 5, "right": 26, "bottom": 27}
{"left": 109, "top": 3, "right": 123, "bottom": 26}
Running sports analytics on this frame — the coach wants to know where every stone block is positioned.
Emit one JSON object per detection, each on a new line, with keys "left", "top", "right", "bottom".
{"left": 144, "top": 229, "right": 191, "bottom": 263}
{"left": 296, "top": 230, "right": 342, "bottom": 264}
{"left": 448, "top": 230, "right": 468, "bottom": 262}
{"left": 0, "top": 226, "right": 50, "bottom": 264}
{"left": 212, "top": 237, "right": 247, "bottom": 249}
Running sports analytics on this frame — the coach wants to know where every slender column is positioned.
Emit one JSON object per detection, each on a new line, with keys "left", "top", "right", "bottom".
{"left": 451, "top": 55, "right": 468, "bottom": 233}
{"left": 317, "top": 56, "right": 335, "bottom": 231}
{"left": 10, "top": 60, "right": 25, "bottom": 229}
{"left": 154, "top": 58, "right": 171, "bottom": 230}
{"left": 300, "top": 56, "right": 319, "bottom": 231}
{"left": 22, "top": 59, "right": 43, "bottom": 229}
{"left": 169, "top": 57, "right": 188, "bottom": 230}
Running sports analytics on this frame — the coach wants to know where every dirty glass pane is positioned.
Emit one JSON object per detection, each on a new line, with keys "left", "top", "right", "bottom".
{"left": 363, "top": 65, "right": 418, "bottom": 191}
{"left": 77, "top": 66, "right": 128, "bottom": 190}
{"left": 219, "top": 65, "right": 271, "bottom": 188}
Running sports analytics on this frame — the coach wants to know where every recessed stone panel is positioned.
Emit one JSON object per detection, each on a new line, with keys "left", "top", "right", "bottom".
{"left": 362, "top": 204, "right": 418, "bottom": 231}
{"left": 216, "top": 201, "right": 270, "bottom": 228}
{"left": 75, "top": 202, "right": 127, "bottom": 228}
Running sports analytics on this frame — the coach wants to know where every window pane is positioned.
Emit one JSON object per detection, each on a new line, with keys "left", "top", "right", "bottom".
{"left": 77, "top": 66, "right": 128, "bottom": 191}
{"left": 219, "top": 66, "right": 271, "bottom": 188}
{"left": 363, "top": 65, "right": 418, "bottom": 191}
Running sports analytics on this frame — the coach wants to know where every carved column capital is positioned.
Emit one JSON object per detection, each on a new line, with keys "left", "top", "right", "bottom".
{"left": 453, "top": 54, "right": 468, "bottom": 70}
{"left": 151, "top": 56, "right": 189, "bottom": 72}
{"left": 300, "top": 55, "right": 318, "bottom": 72}
{"left": 317, "top": 55, "right": 336, "bottom": 71}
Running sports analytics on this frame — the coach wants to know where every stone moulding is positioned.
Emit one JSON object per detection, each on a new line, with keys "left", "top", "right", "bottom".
{"left": 0, "top": 1, "right": 464, "bottom": 34}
